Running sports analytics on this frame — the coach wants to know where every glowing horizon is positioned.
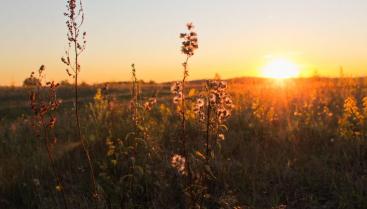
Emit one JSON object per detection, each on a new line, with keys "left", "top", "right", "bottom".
{"left": 1, "top": 0, "right": 367, "bottom": 86}
{"left": 261, "top": 58, "right": 300, "bottom": 79}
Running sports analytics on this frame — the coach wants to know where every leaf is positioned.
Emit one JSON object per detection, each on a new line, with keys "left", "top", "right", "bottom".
{"left": 219, "top": 124, "right": 229, "bottom": 131}
{"left": 195, "top": 151, "right": 206, "bottom": 160}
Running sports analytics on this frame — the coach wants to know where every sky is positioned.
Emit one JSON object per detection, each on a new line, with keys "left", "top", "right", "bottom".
{"left": 1, "top": 0, "right": 367, "bottom": 85}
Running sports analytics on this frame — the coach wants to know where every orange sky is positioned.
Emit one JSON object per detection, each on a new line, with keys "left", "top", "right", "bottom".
{"left": 1, "top": 0, "right": 367, "bottom": 86}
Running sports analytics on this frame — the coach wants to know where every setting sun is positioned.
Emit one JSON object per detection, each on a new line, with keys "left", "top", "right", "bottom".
{"left": 261, "top": 58, "right": 300, "bottom": 79}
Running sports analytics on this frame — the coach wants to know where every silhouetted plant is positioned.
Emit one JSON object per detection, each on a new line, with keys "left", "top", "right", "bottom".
{"left": 29, "top": 65, "right": 68, "bottom": 209}
{"left": 170, "top": 22, "right": 201, "bottom": 209}
{"left": 194, "top": 78, "right": 234, "bottom": 162}
{"left": 172, "top": 22, "right": 198, "bottom": 179}
{"left": 190, "top": 77, "right": 234, "bottom": 208}
{"left": 130, "top": 63, "right": 140, "bottom": 128}
{"left": 61, "top": 0, "right": 99, "bottom": 200}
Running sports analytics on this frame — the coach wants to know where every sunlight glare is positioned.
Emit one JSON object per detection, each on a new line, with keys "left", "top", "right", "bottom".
{"left": 261, "top": 58, "right": 300, "bottom": 79}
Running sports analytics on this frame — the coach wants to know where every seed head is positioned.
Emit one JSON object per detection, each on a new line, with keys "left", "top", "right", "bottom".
{"left": 180, "top": 22, "right": 199, "bottom": 57}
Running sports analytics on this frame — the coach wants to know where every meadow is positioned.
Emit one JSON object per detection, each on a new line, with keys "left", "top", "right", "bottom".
{"left": 0, "top": 0, "right": 367, "bottom": 208}
{"left": 0, "top": 77, "right": 367, "bottom": 209}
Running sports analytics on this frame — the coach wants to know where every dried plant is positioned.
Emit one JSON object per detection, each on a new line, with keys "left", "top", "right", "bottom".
{"left": 171, "top": 154, "right": 187, "bottom": 175}
{"left": 130, "top": 63, "right": 140, "bottom": 127}
{"left": 61, "top": 0, "right": 99, "bottom": 199}
{"left": 130, "top": 63, "right": 157, "bottom": 132}
{"left": 191, "top": 78, "right": 234, "bottom": 208}
{"left": 29, "top": 65, "right": 68, "bottom": 209}
{"left": 194, "top": 78, "right": 233, "bottom": 161}
{"left": 172, "top": 22, "right": 199, "bottom": 178}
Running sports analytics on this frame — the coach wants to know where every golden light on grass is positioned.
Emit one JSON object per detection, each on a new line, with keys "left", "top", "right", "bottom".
{"left": 261, "top": 58, "right": 300, "bottom": 79}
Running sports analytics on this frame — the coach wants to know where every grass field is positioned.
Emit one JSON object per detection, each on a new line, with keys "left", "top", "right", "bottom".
{"left": 0, "top": 77, "right": 366, "bottom": 209}
{"left": 1, "top": 1, "right": 367, "bottom": 208}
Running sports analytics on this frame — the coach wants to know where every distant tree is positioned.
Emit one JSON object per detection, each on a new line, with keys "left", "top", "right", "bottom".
{"left": 80, "top": 81, "right": 89, "bottom": 87}
{"left": 23, "top": 77, "right": 41, "bottom": 87}
{"left": 60, "top": 79, "right": 71, "bottom": 86}
{"left": 148, "top": 80, "right": 156, "bottom": 85}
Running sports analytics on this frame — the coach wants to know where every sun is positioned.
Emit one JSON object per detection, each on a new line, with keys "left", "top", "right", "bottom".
{"left": 261, "top": 58, "right": 300, "bottom": 79}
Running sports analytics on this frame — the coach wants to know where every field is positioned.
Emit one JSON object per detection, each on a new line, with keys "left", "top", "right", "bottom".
{"left": 0, "top": 77, "right": 366, "bottom": 209}
{"left": 1, "top": 1, "right": 367, "bottom": 208}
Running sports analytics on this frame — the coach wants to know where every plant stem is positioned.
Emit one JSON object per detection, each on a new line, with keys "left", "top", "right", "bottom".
{"left": 41, "top": 119, "right": 69, "bottom": 209}
{"left": 206, "top": 93, "right": 211, "bottom": 163}
{"left": 73, "top": 38, "right": 98, "bottom": 201}
{"left": 181, "top": 56, "right": 191, "bottom": 181}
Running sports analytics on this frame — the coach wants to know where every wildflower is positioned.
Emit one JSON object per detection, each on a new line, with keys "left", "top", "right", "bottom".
{"left": 170, "top": 23, "right": 199, "bottom": 183}
{"left": 144, "top": 97, "right": 157, "bottom": 111}
{"left": 171, "top": 81, "right": 183, "bottom": 104}
{"left": 28, "top": 66, "right": 67, "bottom": 205}
{"left": 193, "top": 78, "right": 234, "bottom": 164}
{"left": 171, "top": 81, "right": 183, "bottom": 93}
{"left": 173, "top": 94, "right": 181, "bottom": 103}
{"left": 196, "top": 98, "right": 205, "bottom": 108}
{"left": 186, "top": 22, "right": 194, "bottom": 30}
{"left": 62, "top": 1, "right": 99, "bottom": 203}
{"left": 208, "top": 80, "right": 234, "bottom": 124}
{"left": 29, "top": 66, "right": 61, "bottom": 130}
{"left": 171, "top": 154, "right": 187, "bottom": 175}
{"left": 63, "top": 0, "right": 86, "bottom": 76}
{"left": 194, "top": 97, "right": 206, "bottom": 122}
{"left": 180, "top": 23, "right": 199, "bottom": 57}
{"left": 209, "top": 93, "right": 217, "bottom": 105}
{"left": 194, "top": 79, "right": 234, "bottom": 133}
